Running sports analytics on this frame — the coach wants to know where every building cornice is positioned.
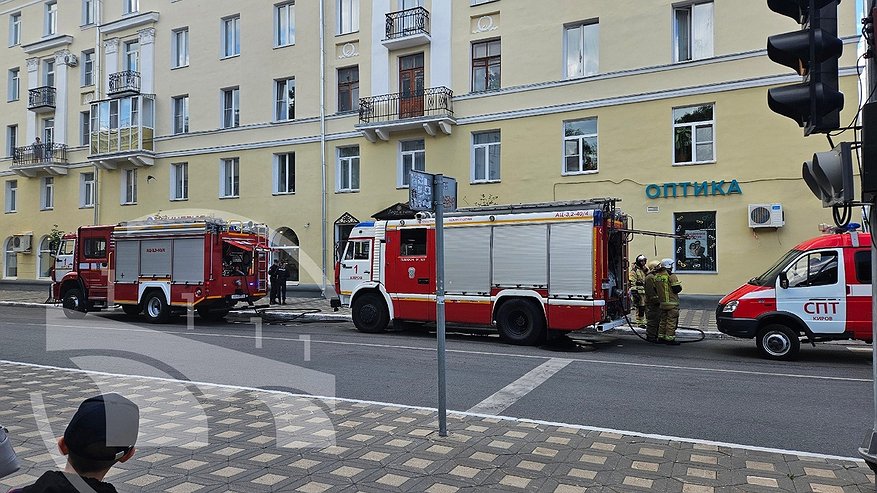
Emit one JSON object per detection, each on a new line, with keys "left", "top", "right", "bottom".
{"left": 21, "top": 34, "right": 73, "bottom": 55}
{"left": 100, "top": 12, "right": 160, "bottom": 35}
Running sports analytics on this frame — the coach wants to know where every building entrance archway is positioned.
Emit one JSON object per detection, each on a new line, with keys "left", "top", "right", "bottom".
{"left": 271, "top": 227, "right": 299, "bottom": 283}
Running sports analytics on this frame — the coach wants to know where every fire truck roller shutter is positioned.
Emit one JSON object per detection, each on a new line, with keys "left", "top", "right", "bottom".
{"left": 223, "top": 239, "right": 254, "bottom": 251}
{"left": 115, "top": 240, "right": 139, "bottom": 282}
{"left": 548, "top": 222, "right": 594, "bottom": 297}
{"left": 445, "top": 226, "right": 491, "bottom": 295}
{"left": 140, "top": 239, "right": 172, "bottom": 278}
{"left": 493, "top": 225, "right": 548, "bottom": 289}
{"left": 172, "top": 238, "right": 205, "bottom": 283}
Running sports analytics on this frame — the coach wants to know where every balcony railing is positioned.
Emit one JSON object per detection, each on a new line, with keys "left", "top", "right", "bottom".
{"left": 359, "top": 86, "right": 452, "bottom": 124}
{"left": 108, "top": 70, "right": 141, "bottom": 96}
{"left": 385, "top": 7, "right": 430, "bottom": 40}
{"left": 28, "top": 86, "right": 56, "bottom": 112}
{"left": 11, "top": 143, "right": 68, "bottom": 175}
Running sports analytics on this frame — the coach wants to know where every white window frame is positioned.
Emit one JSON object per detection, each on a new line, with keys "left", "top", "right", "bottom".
{"left": 4, "top": 238, "right": 16, "bottom": 278}
{"left": 5, "top": 180, "right": 17, "bottom": 213}
{"left": 273, "top": 152, "right": 295, "bottom": 195}
{"left": 221, "top": 15, "right": 241, "bottom": 58}
{"left": 80, "top": 111, "right": 90, "bottom": 146}
{"left": 221, "top": 87, "right": 240, "bottom": 128}
{"left": 170, "top": 162, "right": 188, "bottom": 201}
{"left": 172, "top": 28, "right": 189, "bottom": 68}
{"left": 471, "top": 130, "right": 501, "bottom": 183}
{"left": 398, "top": 139, "right": 425, "bottom": 188}
{"left": 274, "top": 78, "right": 295, "bottom": 121}
{"left": 672, "top": 103, "right": 715, "bottom": 165}
{"left": 275, "top": 2, "right": 295, "bottom": 47}
{"left": 124, "top": 40, "right": 139, "bottom": 72}
{"left": 41, "top": 176, "right": 54, "bottom": 210}
{"left": 123, "top": 0, "right": 139, "bottom": 15}
{"left": 173, "top": 95, "right": 189, "bottom": 134}
{"left": 219, "top": 158, "right": 240, "bottom": 198}
{"left": 45, "top": 1, "right": 58, "bottom": 36}
{"left": 7, "top": 68, "right": 19, "bottom": 101}
{"left": 337, "top": 0, "right": 359, "bottom": 35}
{"left": 81, "top": 50, "right": 94, "bottom": 86}
{"left": 121, "top": 168, "right": 137, "bottom": 204}
{"left": 37, "top": 236, "right": 53, "bottom": 279}
{"left": 6, "top": 125, "right": 17, "bottom": 158}
{"left": 562, "top": 118, "right": 599, "bottom": 175}
{"left": 80, "top": 172, "right": 94, "bottom": 208}
{"left": 674, "top": 1, "right": 714, "bottom": 63}
{"left": 44, "top": 59, "right": 55, "bottom": 87}
{"left": 564, "top": 21, "right": 599, "bottom": 79}
{"left": 9, "top": 13, "right": 21, "bottom": 47}
{"left": 336, "top": 146, "right": 360, "bottom": 192}
{"left": 82, "top": 0, "right": 94, "bottom": 25}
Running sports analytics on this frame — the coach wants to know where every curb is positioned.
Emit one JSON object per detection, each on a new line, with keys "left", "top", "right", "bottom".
{"left": 227, "top": 310, "right": 351, "bottom": 323}
{"left": 0, "top": 300, "right": 56, "bottom": 309}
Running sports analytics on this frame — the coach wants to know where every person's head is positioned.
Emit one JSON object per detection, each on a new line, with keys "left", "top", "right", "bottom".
{"left": 58, "top": 394, "right": 139, "bottom": 479}
{"left": 635, "top": 254, "right": 647, "bottom": 267}
{"left": 34, "top": 137, "right": 40, "bottom": 142}
{"left": 646, "top": 260, "right": 661, "bottom": 272}
{"left": 660, "top": 258, "right": 674, "bottom": 273}
{"left": 273, "top": 259, "right": 279, "bottom": 265}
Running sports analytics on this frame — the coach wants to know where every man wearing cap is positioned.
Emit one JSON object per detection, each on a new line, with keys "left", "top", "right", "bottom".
{"left": 8, "top": 393, "right": 139, "bottom": 493}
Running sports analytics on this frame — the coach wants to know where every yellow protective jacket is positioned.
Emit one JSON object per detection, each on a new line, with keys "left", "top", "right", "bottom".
{"left": 654, "top": 271, "right": 681, "bottom": 310}
{"left": 643, "top": 271, "right": 659, "bottom": 307}
{"left": 629, "top": 265, "right": 647, "bottom": 294}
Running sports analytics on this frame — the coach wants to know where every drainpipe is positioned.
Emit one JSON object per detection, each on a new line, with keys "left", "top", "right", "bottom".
{"left": 92, "top": 0, "right": 102, "bottom": 225}
{"left": 319, "top": 0, "right": 328, "bottom": 296}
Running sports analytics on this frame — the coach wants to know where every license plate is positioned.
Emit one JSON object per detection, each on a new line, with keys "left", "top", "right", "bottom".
{"left": 231, "top": 294, "right": 247, "bottom": 300}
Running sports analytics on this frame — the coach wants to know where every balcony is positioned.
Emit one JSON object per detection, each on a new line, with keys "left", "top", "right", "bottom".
{"left": 356, "top": 86, "right": 454, "bottom": 142}
{"left": 107, "top": 71, "right": 141, "bottom": 97}
{"left": 10, "top": 143, "right": 69, "bottom": 177}
{"left": 28, "top": 86, "right": 56, "bottom": 114}
{"left": 88, "top": 94, "right": 155, "bottom": 168}
{"left": 383, "top": 7, "right": 430, "bottom": 50}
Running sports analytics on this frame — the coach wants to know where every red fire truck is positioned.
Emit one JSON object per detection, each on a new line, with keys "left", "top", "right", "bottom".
{"left": 333, "top": 199, "right": 630, "bottom": 345}
{"left": 53, "top": 217, "right": 270, "bottom": 323}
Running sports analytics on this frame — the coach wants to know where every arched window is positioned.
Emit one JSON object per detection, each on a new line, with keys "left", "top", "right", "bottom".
{"left": 4, "top": 237, "right": 16, "bottom": 278}
{"left": 271, "top": 227, "right": 299, "bottom": 283}
{"left": 37, "top": 235, "right": 53, "bottom": 279}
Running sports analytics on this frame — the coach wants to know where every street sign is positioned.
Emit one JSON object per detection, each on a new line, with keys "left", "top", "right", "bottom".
{"left": 440, "top": 176, "right": 457, "bottom": 212}
{"left": 409, "top": 170, "right": 433, "bottom": 211}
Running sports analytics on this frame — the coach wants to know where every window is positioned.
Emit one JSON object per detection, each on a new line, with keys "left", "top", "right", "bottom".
{"left": 222, "top": 15, "right": 241, "bottom": 57}
{"left": 563, "top": 118, "right": 598, "bottom": 174}
{"left": 5, "top": 180, "right": 17, "bottom": 213}
{"left": 124, "top": 40, "right": 139, "bottom": 72}
{"left": 43, "top": 118, "right": 54, "bottom": 144}
{"left": 673, "top": 211, "right": 717, "bottom": 273}
{"left": 400, "top": 229, "right": 427, "bottom": 256}
{"left": 274, "top": 78, "right": 295, "bottom": 121}
{"left": 787, "top": 251, "right": 838, "bottom": 288}
{"left": 82, "top": 0, "right": 94, "bottom": 25}
{"left": 472, "top": 130, "right": 501, "bottom": 182}
{"left": 38, "top": 236, "right": 52, "bottom": 279}
{"left": 44, "top": 60, "right": 55, "bottom": 87}
{"left": 344, "top": 240, "right": 370, "bottom": 260}
{"left": 80, "top": 111, "right": 90, "bottom": 145}
{"left": 855, "top": 250, "right": 871, "bottom": 283}
{"left": 80, "top": 172, "right": 94, "bottom": 208}
{"left": 7, "top": 68, "right": 19, "bottom": 101}
{"left": 171, "top": 162, "right": 188, "bottom": 200}
{"left": 83, "top": 238, "right": 106, "bottom": 258}
{"left": 674, "top": 1, "right": 713, "bottom": 62}
{"left": 399, "top": 140, "right": 425, "bottom": 188}
{"left": 472, "top": 39, "right": 501, "bottom": 92}
{"left": 274, "top": 153, "right": 295, "bottom": 194}
{"left": 172, "top": 28, "right": 189, "bottom": 68}
{"left": 338, "top": 0, "right": 359, "bottom": 34}
{"left": 565, "top": 22, "right": 599, "bottom": 78}
{"left": 275, "top": 2, "right": 295, "bottom": 47}
{"left": 81, "top": 50, "right": 94, "bottom": 86}
{"left": 400, "top": 0, "right": 422, "bottom": 9}
{"left": 173, "top": 95, "right": 189, "bottom": 133}
{"left": 220, "top": 158, "right": 240, "bottom": 198}
{"left": 9, "top": 13, "right": 21, "bottom": 47}
{"left": 41, "top": 177, "right": 54, "bottom": 210}
{"left": 673, "top": 104, "right": 714, "bottom": 164}
{"left": 337, "top": 66, "right": 359, "bottom": 113}
{"left": 124, "top": 0, "right": 139, "bottom": 14}
{"left": 221, "top": 87, "right": 240, "bottom": 128}
{"left": 4, "top": 238, "right": 16, "bottom": 278}
{"left": 45, "top": 2, "right": 57, "bottom": 36}
{"left": 6, "top": 125, "right": 16, "bottom": 157}
{"left": 337, "top": 146, "right": 360, "bottom": 192}
{"left": 122, "top": 169, "right": 137, "bottom": 204}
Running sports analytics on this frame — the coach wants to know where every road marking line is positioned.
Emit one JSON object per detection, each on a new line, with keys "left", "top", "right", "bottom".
{"left": 848, "top": 347, "right": 872, "bottom": 353}
{"left": 467, "top": 358, "right": 572, "bottom": 415}
{"left": 0, "top": 358, "right": 862, "bottom": 464}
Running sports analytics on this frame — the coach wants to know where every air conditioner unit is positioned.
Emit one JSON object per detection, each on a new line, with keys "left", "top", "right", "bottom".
{"left": 12, "top": 233, "right": 32, "bottom": 253}
{"left": 63, "top": 53, "right": 78, "bottom": 67}
{"left": 748, "top": 204, "right": 785, "bottom": 228}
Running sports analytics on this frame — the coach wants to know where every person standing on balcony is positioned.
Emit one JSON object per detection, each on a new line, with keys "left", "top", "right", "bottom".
{"left": 32, "top": 137, "right": 42, "bottom": 163}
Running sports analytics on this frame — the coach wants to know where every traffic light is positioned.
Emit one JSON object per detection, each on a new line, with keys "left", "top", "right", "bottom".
{"left": 766, "top": 0, "right": 843, "bottom": 135}
{"left": 802, "top": 141, "right": 854, "bottom": 207}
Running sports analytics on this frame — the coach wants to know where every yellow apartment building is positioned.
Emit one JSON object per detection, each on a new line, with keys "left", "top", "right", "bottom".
{"left": 0, "top": 0, "right": 864, "bottom": 295}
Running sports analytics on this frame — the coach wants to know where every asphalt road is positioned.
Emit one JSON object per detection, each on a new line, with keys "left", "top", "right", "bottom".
{"left": 0, "top": 304, "right": 872, "bottom": 458}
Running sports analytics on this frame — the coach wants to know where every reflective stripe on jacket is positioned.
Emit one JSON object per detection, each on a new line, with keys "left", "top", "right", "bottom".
{"left": 654, "top": 271, "right": 679, "bottom": 309}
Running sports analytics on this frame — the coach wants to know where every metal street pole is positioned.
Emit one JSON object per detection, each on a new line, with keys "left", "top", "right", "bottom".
{"left": 434, "top": 173, "right": 448, "bottom": 437}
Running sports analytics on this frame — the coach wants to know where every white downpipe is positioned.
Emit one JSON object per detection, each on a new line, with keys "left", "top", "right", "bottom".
{"left": 319, "top": 0, "right": 328, "bottom": 295}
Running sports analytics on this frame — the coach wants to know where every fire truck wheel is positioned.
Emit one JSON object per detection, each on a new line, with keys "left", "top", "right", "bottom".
{"left": 121, "top": 304, "right": 141, "bottom": 317}
{"left": 62, "top": 289, "right": 87, "bottom": 319}
{"left": 496, "top": 299, "right": 546, "bottom": 346}
{"left": 352, "top": 293, "right": 389, "bottom": 333}
{"left": 756, "top": 324, "right": 800, "bottom": 361}
{"left": 143, "top": 292, "right": 171, "bottom": 324}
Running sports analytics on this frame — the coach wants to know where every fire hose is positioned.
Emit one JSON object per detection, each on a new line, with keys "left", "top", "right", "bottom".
{"left": 623, "top": 313, "right": 706, "bottom": 344}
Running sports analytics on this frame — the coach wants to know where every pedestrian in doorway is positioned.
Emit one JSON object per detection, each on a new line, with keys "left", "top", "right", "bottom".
{"left": 643, "top": 259, "right": 662, "bottom": 343}
{"left": 655, "top": 258, "right": 682, "bottom": 345}
{"left": 629, "top": 254, "right": 648, "bottom": 327}
{"left": 268, "top": 259, "right": 280, "bottom": 304}
{"left": 32, "top": 137, "right": 42, "bottom": 163}
{"left": 8, "top": 393, "right": 139, "bottom": 493}
{"left": 277, "top": 261, "right": 289, "bottom": 304}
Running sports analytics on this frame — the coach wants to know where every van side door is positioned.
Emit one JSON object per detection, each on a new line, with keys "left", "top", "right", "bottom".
{"left": 776, "top": 249, "right": 845, "bottom": 334}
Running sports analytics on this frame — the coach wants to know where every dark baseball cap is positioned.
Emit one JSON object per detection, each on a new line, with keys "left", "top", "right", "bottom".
{"left": 63, "top": 394, "right": 140, "bottom": 462}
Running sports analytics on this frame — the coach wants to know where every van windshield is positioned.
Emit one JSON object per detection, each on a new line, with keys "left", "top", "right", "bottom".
{"left": 749, "top": 249, "right": 802, "bottom": 287}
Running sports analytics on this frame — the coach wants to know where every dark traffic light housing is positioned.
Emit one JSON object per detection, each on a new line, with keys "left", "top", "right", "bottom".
{"left": 802, "top": 142, "right": 854, "bottom": 206}
{"left": 767, "top": 0, "right": 844, "bottom": 135}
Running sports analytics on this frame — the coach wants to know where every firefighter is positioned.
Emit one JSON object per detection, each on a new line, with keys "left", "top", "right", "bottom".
{"left": 269, "top": 259, "right": 280, "bottom": 304}
{"left": 642, "top": 259, "right": 662, "bottom": 343}
{"left": 655, "top": 258, "right": 682, "bottom": 345}
{"left": 629, "top": 254, "right": 648, "bottom": 326}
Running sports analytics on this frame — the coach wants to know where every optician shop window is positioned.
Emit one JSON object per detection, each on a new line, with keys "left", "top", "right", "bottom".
{"left": 673, "top": 211, "right": 716, "bottom": 273}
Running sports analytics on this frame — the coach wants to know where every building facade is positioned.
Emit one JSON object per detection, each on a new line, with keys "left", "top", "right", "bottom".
{"left": 0, "top": 0, "right": 863, "bottom": 295}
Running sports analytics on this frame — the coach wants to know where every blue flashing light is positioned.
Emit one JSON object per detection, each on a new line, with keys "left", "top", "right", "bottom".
{"left": 847, "top": 223, "right": 861, "bottom": 231}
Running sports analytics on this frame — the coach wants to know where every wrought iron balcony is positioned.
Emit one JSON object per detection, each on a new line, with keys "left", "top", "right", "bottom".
{"left": 356, "top": 86, "right": 454, "bottom": 142}
{"left": 108, "top": 70, "right": 141, "bottom": 97}
{"left": 10, "top": 143, "right": 69, "bottom": 177}
{"left": 27, "top": 86, "right": 56, "bottom": 113}
{"left": 384, "top": 7, "right": 430, "bottom": 49}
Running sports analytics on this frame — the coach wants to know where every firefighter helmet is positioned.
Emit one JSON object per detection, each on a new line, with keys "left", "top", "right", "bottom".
{"left": 660, "top": 258, "right": 674, "bottom": 270}
{"left": 635, "top": 254, "right": 647, "bottom": 265}
{"left": 646, "top": 260, "right": 661, "bottom": 271}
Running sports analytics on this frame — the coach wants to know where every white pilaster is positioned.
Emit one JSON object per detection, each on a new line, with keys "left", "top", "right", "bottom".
{"left": 371, "top": 0, "right": 390, "bottom": 96}
{"left": 104, "top": 38, "right": 120, "bottom": 95}
{"left": 25, "top": 58, "right": 39, "bottom": 142}
{"left": 53, "top": 50, "right": 71, "bottom": 145}
{"left": 138, "top": 28, "right": 155, "bottom": 94}
{"left": 430, "top": 0, "right": 452, "bottom": 89}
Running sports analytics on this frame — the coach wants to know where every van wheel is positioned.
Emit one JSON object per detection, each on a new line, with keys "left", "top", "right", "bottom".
{"left": 121, "top": 304, "right": 141, "bottom": 317}
{"left": 143, "top": 292, "right": 171, "bottom": 324}
{"left": 757, "top": 324, "right": 800, "bottom": 360}
{"left": 496, "top": 299, "right": 546, "bottom": 346}
{"left": 352, "top": 293, "right": 389, "bottom": 333}
{"left": 62, "top": 289, "right": 87, "bottom": 319}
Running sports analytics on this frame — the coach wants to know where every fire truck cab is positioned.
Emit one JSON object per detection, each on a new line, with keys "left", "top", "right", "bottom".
{"left": 54, "top": 217, "right": 270, "bottom": 323}
{"left": 335, "top": 199, "right": 630, "bottom": 345}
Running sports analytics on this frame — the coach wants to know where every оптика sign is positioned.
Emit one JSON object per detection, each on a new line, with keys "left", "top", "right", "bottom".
{"left": 645, "top": 179, "right": 742, "bottom": 199}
